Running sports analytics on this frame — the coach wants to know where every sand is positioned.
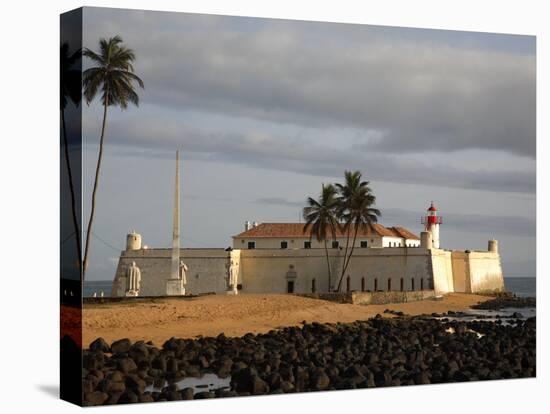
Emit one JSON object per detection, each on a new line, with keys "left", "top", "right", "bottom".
{"left": 82, "top": 293, "right": 492, "bottom": 347}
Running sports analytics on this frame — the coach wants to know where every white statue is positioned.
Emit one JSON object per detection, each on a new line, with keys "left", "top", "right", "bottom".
{"left": 126, "top": 261, "right": 141, "bottom": 296}
{"left": 179, "top": 261, "right": 188, "bottom": 285}
{"left": 227, "top": 259, "right": 239, "bottom": 294}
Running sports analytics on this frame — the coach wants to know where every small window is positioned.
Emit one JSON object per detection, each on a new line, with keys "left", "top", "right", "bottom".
{"left": 361, "top": 277, "right": 365, "bottom": 292}
{"left": 374, "top": 278, "right": 378, "bottom": 291}
{"left": 247, "top": 241, "right": 256, "bottom": 249}
{"left": 280, "top": 241, "right": 288, "bottom": 249}
{"left": 387, "top": 278, "right": 392, "bottom": 291}
{"left": 332, "top": 241, "right": 339, "bottom": 249}
{"left": 304, "top": 241, "right": 312, "bottom": 249}
{"left": 400, "top": 277, "right": 404, "bottom": 291}
{"left": 360, "top": 241, "right": 368, "bottom": 248}
{"left": 346, "top": 276, "right": 351, "bottom": 292}
{"left": 311, "top": 278, "right": 316, "bottom": 293}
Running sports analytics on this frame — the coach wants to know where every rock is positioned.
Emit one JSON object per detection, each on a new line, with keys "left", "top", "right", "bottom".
{"left": 125, "top": 374, "right": 146, "bottom": 393}
{"left": 414, "top": 372, "right": 430, "bottom": 385}
{"left": 89, "top": 337, "right": 110, "bottom": 353}
{"left": 280, "top": 381, "right": 295, "bottom": 393}
{"left": 84, "top": 391, "right": 108, "bottom": 406}
{"left": 309, "top": 368, "right": 330, "bottom": 390}
{"left": 251, "top": 376, "right": 270, "bottom": 395}
{"left": 139, "top": 393, "right": 154, "bottom": 403}
{"left": 181, "top": 387, "right": 194, "bottom": 400}
{"left": 117, "top": 358, "right": 138, "bottom": 374}
{"left": 111, "top": 338, "right": 132, "bottom": 354}
{"left": 194, "top": 391, "right": 214, "bottom": 399}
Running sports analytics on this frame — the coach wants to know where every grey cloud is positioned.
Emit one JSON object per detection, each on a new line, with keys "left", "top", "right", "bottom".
{"left": 84, "top": 9, "right": 536, "bottom": 157}
{"left": 382, "top": 208, "right": 535, "bottom": 237}
{"left": 248, "top": 200, "right": 535, "bottom": 238}
{"left": 256, "top": 197, "right": 305, "bottom": 208}
{"left": 89, "top": 116, "right": 535, "bottom": 194}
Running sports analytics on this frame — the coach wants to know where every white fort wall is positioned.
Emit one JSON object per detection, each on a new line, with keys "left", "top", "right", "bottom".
{"left": 451, "top": 250, "right": 504, "bottom": 294}
{"left": 112, "top": 248, "right": 231, "bottom": 297}
{"left": 111, "top": 244, "right": 504, "bottom": 297}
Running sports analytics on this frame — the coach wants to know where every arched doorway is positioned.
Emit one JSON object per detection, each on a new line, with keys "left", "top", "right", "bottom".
{"left": 387, "top": 278, "right": 392, "bottom": 291}
{"left": 420, "top": 278, "right": 424, "bottom": 290}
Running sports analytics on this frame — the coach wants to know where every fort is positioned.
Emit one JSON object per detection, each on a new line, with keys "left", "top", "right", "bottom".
{"left": 111, "top": 153, "right": 505, "bottom": 298}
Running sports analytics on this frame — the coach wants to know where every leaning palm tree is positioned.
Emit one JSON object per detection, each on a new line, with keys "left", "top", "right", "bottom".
{"left": 82, "top": 36, "right": 144, "bottom": 278}
{"left": 60, "top": 43, "right": 82, "bottom": 273}
{"left": 335, "top": 171, "right": 381, "bottom": 291}
{"left": 303, "top": 184, "right": 340, "bottom": 292}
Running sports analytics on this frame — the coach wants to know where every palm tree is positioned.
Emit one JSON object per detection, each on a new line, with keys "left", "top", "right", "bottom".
{"left": 335, "top": 171, "right": 381, "bottom": 292}
{"left": 60, "top": 43, "right": 82, "bottom": 274}
{"left": 303, "top": 184, "right": 340, "bottom": 292}
{"left": 82, "top": 36, "right": 144, "bottom": 278}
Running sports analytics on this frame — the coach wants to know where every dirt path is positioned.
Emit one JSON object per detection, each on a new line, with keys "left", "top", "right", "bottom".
{"left": 83, "top": 293, "right": 492, "bottom": 347}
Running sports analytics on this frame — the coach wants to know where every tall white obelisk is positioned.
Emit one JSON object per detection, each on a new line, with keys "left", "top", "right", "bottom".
{"left": 166, "top": 150, "right": 185, "bottom": 295}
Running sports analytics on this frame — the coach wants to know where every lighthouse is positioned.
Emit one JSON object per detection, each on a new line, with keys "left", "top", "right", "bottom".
{"left": 421, "top": 202, "right": 443, "bottom": 248}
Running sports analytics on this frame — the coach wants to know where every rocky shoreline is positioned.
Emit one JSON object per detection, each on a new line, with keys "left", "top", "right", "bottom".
{"left": 82, "top": 313, "right": 536, "bottom": 405}
{"left": 471, "top": 294, "right": 536, "bottom": 310}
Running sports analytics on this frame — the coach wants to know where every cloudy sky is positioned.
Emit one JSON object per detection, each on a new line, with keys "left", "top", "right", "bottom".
{"left": 80, "top": 7, "right": 536, "bottom": 281}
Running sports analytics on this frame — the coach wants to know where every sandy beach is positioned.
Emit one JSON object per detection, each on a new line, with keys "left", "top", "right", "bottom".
{"left": 83, "top": 293, "right": 492, "bottom": 347}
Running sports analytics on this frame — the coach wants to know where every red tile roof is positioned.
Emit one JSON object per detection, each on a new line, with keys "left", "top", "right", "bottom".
{"left": 233, "top": 223, "right": 419, "bottom": 240}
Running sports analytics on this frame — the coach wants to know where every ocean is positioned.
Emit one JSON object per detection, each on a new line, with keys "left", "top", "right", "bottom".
{"left": 504, "top": 277, "right": 536, "bottom": 298}
{"left": 84, "top": 280, "right": 113, "bottom": 297}
{"left": 83, "top": 277, "right": 536, "bottom": 298}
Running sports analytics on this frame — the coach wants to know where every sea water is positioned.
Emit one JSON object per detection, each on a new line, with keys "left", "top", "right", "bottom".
{"left": 145, "top": 373, "right": 231, "bottom": 393}
{"left": 504, "top": 277, "right": 536, "bottom": 298}
{"left": 83, "top": 280, "right": 113, "bottom": 297}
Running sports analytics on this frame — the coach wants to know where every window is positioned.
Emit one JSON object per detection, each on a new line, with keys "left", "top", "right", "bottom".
{"left": 247, "top": 241, "right": 256, "bottom": 249}
{"left": 400, "top": 277, "right": 404, "bottom": 291}
{"left": 420, "top": 278, "right": 424, "bottom": 290}
{"left": 361, "top": 277, "right": 365, "bottom": 292}
{"left": 304, "top": 241, "right": 312, "bottom": 249}
{"left": 374, "top": 278, "right": 378, "bottom": 291}
{"left": 280, "top": 241, "right": 288, "bottom": 249}
{"left": 360, "top": 241, "right": 368, "bottom": 248}
{"left": 346, "top": 276, "right": 351, "bottom": 292}
{"left": 311, "top": 278, "right": 316, "bottom": 293}
{"left": 411, "top": 278, "right": 415, "bottom": 291}
{"left": 332, "top": 241, "right": 339, "bottom": 249}
{"left": 387, "top": 278, "right": 392, "bottom": 291}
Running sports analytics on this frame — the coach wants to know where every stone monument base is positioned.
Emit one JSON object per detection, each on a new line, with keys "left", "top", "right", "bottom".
{"left": 226, "top": 289, "right": 238, "bottom": 295}
{"left": 166, "top": 279, "right": 185, "bottom": 296}
{"left": 125, "top": 290, "right": 139, "bottom": 297}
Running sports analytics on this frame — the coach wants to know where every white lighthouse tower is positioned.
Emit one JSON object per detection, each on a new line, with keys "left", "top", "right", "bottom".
{"left": 421, "top": 202, "right": 443, "bottom": 248}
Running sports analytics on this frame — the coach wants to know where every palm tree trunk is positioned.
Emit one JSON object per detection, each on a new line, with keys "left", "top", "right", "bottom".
{"left": 336, "top": 225, "right": 352, "bottom": 291}
{"left": 83, "top": 94, "right": 109, "bottom": 279}
{"left": 341, "top": 224, "right": 360, "bottom": 285}
{"left": 61, "top": 108, "right": 82, "bottom": 277}
{"left": 324, "top": 239, "right": 332, "bottom": 292}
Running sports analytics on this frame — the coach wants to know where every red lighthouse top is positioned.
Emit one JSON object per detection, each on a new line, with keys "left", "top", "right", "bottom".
{"left": 421, "top": 202, "right": 442, "bottom": 227}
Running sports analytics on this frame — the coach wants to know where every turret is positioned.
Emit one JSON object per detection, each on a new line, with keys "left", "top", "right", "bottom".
{"left": 126, "top": 230, "right": 142, "bottom": 250}
{"left": 420, "top": 231, "right": 433, "bottom": 249}
{"left": 421, "top": 202, "right": 443, "bottom": 248}
{"left": 488, "top": 239, "right": 498, "bottom": 253}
